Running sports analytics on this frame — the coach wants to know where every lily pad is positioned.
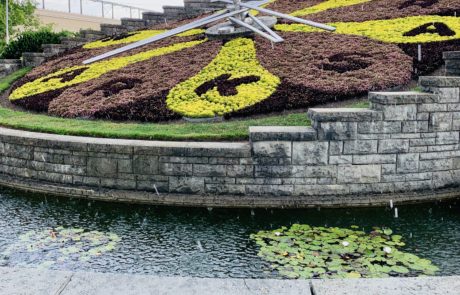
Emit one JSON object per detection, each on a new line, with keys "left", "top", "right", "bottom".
{"left": 250, "top": 224, "right": 439, "bottom": 279}
{"left": 2, "top": 227, "right": 120, "bottom": 269}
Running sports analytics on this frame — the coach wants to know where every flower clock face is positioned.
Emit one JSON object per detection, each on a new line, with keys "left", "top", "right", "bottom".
{"left": 9, "top": 0, "right": 460, "bottom": 121}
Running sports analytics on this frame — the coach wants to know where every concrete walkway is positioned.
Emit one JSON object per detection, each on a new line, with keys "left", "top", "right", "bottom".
{"left": 0, "top": 267, "right": 459, "bottom": 295}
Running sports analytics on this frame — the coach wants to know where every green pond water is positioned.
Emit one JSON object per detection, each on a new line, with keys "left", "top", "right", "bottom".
{"left": 0, "top": 187, "right": 458, "bottom": 279}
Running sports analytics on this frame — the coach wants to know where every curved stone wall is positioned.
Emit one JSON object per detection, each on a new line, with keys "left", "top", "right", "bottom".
{"left": 1, "top": 74, "right": 460, "bottom": 207}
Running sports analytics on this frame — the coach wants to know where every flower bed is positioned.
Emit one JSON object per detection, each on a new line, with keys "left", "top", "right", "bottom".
{"left": 7, "top": 0, "right": 460, "bottom": 122}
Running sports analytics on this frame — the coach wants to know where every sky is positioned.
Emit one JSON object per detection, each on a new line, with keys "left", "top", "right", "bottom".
{"left": 40, "top": 0, "right": 185, "bottom": 18}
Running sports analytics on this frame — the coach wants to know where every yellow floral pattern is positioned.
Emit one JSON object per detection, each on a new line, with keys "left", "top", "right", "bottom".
{"left": 10, "top": 39, "right": 206, "bottom": 100}
{"left": 291, "top": 0, "right": 372, "bottom": 16}
{"left": 276, "top": 15, "right": 460, "bottom": 43}
{"left": 83, "top": 29, "right": 204, "bottom": 49}
{"left": 167, "top": 38, "right": 280, "bottom": 118}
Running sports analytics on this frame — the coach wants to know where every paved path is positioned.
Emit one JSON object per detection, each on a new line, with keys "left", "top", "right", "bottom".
{"left": 0, "top": 267, "right": 459, "bottom": 295}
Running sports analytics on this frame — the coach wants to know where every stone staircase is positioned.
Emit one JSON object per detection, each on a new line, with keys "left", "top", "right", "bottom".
{"left": 1, "top": 0, "right": 223, "bottom": 72}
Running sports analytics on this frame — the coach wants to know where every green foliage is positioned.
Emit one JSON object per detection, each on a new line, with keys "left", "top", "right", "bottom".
{"left": 1, "top": 28, "right": 73, "bottom": 59}
{"left": 0, "top": 66, "right": 31, "bottom": 92}
{"left": 251, "top": 224, "right": 439, "bottom": 279}
{"left": 2, "top": 227, "right": 120, "bottom": 268}
{"left": 0, "top": 0, "right": 38, "bottom": 43}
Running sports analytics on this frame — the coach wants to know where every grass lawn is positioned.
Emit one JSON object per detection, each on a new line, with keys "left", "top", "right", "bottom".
{"left": 0, "top": 68, "right": 368, "bottom": 141}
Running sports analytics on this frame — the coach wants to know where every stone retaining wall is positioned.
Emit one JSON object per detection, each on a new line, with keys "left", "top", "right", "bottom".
{"left": 1, "top": 62, "right": 460, "bottom": 207}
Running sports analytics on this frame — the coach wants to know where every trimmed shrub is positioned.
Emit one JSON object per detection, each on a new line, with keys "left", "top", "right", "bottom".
{"left": 1, "top": 29, "right": 72, "bottom": 59}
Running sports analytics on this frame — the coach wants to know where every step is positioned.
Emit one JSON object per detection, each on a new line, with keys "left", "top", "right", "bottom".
{"left": 249, "top": 126, "right": 317, "bottom": 142}
{"left": 100, "top": 24, "right": 129, "bottom": 36}
{"left": 443, "top": 51, "right": 460, "bottom": 76}
{"left": 0, "top": 59, "right": 21, "bottom": 65}
{"left": 80, "top": 29, "right": 107, "bottom": 41}
{"left": 163, "top": 6, "right": 187, "bottom": 16}
{"left": 121, "top": 18, "right": 147, "bottom": 29}
{"left": 142, "top": 11, "right": 166, "bottom": 22}
{"left": 308, "top": 108, "right": 383, "bottom": 122}
{"left": 369, "top": 91, "right": 438, "bottom": 105}
{"left": 42, "top": 44, "right": 69, "bottom": 57}
{"left": 61, "top": 37, "right": 88, "bottom": 48}
{"left": 22, "top": 52, "right": 46, "bottom": 67}
{"left": 184, "top": 0, "right": 226, "bottom": 11}
{"left": 419, "top": 76, "right": 460, "bottom": 88}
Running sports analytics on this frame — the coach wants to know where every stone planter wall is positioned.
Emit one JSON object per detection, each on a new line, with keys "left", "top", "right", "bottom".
{"left": 0, "top": 59, "right": 22, "bottom": 78}
{"left": 0, "top": 58, "right": 460, "bottom": 207}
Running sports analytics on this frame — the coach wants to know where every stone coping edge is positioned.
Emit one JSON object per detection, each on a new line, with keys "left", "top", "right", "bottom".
{"left": 1, "top": 174, "right": 458, "bottom": 208}
{"left": 0, "top": 267, "right": 459, "bottom": 295}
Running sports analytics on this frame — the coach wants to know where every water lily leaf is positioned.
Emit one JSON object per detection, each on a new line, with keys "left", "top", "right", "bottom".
{"left": 391, "top": 265, "right": 410, "bottom": 274}
{"left": 251, "top": 224, "right": 439, "bottom": 279}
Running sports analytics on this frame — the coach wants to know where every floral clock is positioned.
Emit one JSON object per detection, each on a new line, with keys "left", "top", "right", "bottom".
{"left": 9, "top": 0, "right": 460, "bottom": 121}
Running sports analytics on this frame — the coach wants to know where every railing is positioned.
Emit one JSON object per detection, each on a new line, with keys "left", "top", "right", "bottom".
{"left": 32, "top": 0, "right": 153, "bottom": 20}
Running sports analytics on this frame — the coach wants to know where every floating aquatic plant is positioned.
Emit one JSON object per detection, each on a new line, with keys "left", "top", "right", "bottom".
{"left": 2, "top": 227, "right": 120, "bottom": 269}
{"left": 251, "top": 224, "right": 439, "bottom": 279}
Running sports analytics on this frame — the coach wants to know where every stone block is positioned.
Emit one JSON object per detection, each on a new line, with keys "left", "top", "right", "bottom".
{"left": 133, "top": 155, "right": 158, "bottom": 175}
{"left": 169, "top": 177, "right": 204, "bottom": 194}
{"left": 418, "top": 103, "right": 447, "bottom": 112}
{"left": 293, "top": 184, "right": 349, "bottom": 196}
{"left": 353, "top": 154, "right": 396, "bottom": 164}
{"left": 419, "top": 158, "right": 452, "bottom": 172}
{"left": 358, "top": 121, "right": 401, "bottom": 134}
{"left": 249, "top": 126, "right": 317, "bottom": 142}
{"left": 436, "top": 132, "right": 459, "bottom": 145}
{"left": 381, "top": 164, "right": 396, "bottom": 174}
{"left": 369, "top": 91, "right": 437, "bottom": 104}
{"left": 245, "top": 184, "right": 294, "bottom": 196}
{"left": 252, "top": 141, "right": 291, "bottom": 158}
{"left": 452, "top": 112, "right": 460, "bottom": 131}
{"left": 390, "top": 133, "right": 421, "bottom": 139}
{"left": 87, "top": 158, "right": 117, "bottom": 177}
{"left": 381, "top": 104, "right": 417, "bottom": 121}
{"left": 404, "top": 172, "right": 432, "bottom": 181}
{"left": 397, "top": 153, "right": 419, "bottom": 173}
{"left": 2, "top": 143, "right": 33, "bottom": 160}
{"left": 292, "top": 142, "right": 329, "bottom": 165}
{"left": 343, "top": 140, "right": 377, "bottom": 155}
{"left": 308, "top": 108, "right": 382, "bottom": 122}
{"left": 317, "top": 122, "right": 357, "bottom": 140}
{"left": 378, "top": 139, "right": 409, "bottom": 154}
{"left": 329, "top": 155, "right": 352, "bottom": 165}
{"left": 410, "top": 138, "right": 436, "bottom": 147}
{"left": 205, "top": 184, "right": 245, "bottom": 195}
{"left": 434, "top": 87, "right": 460, "bottom": 103}
{"left": 204, "top": 177, "right": 236, "bottom": 184}
{"left": 337, "top": 165, "right": 381, "bottom": 184}
{"left": 193, "top": 164, "right": 226, "bottom": 177}
{"left": 100, "top": 178, "right": 136, "bottom": 190}
{"left": 329, "top": 141, "right": 343, "bottom": 155}
{"left": 117, "top": 159, "right": 132, "bottom": 174}
{"left": 394, "top": 180, "right": 432, "bottom": 192}
{"left": 429, "top": 112, "right": 452, "bottom": 131}
{"left": 402, "top": 121, "right": 429, "bottom": 133}
{"left": 160, "top": 163, "right": 193, "bottom": 176}
{"left": 419, "top": 76, "right": 460, "bottom": 88}
{"left": 226, "top": 165, "right": 254, "bottom": 177}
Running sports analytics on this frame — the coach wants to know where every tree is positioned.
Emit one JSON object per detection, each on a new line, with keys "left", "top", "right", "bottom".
{"left": 0, "top": 0, "right": 38, "bottom": 46}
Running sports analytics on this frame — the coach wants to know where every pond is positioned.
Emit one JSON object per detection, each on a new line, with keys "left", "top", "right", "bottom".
{"left": 0, "top": 187, "right": 458, "bottom": 279}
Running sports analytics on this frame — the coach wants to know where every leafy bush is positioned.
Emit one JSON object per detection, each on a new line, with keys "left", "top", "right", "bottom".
{"left": 1, "top": 29, "right": 73, "bottom": 59}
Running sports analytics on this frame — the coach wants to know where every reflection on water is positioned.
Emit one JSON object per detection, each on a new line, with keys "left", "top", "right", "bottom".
{"left": 0, "top": 187, "right": 458, "bottom": 278}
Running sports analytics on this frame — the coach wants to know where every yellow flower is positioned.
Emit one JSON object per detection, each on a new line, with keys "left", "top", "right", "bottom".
{"left": 276, "top": 15, "right": 460, "bottom": 44}
{"left": 10, "top": 39, "right": 206, "bottom": 100}
{"left": 167, "top": 38, "right": 281, "bottom": 118}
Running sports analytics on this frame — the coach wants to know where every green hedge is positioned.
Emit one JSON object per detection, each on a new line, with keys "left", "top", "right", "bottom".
{"left": 1, "top": 29, "right": 72, "bottom": 59}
